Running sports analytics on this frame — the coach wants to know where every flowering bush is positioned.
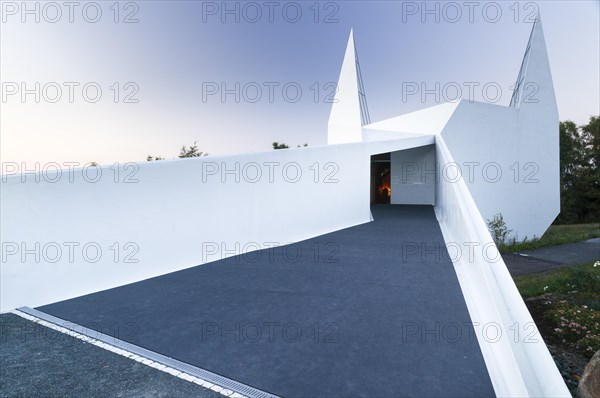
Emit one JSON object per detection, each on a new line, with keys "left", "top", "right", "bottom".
{"left": 546, "top": 302, "right": 600, "bottom": 356}
{"left": 530, "top": 261, "right": 600, "bottom": 359}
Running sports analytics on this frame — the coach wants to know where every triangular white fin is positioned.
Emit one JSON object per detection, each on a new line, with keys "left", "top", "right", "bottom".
{"left": 509, "top": 14, "right": 557, "bottom": 113}
{"left": 327, "top": 30, "right": 370, "bottom": 144}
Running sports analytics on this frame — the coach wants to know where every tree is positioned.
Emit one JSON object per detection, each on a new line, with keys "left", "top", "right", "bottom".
{"left": 272, "top": 142, "right": 308, "bottom": 149}
{"left": 556, "top": 116, "right": 600, "bottom": 223}
{"left": 582, "top": 116, "right": 600, "bottom": 168}
{"left": 578, "top": 116, "right": 600, "bottom": 221}
{"left": 179, "top": 141, "right": 208, "bottom": 158}
{"left": 557, "top": 121, "right": 584, "bottom": 222}
{"left": 147, "top": 141, "right": 207, "bottom": 161}
{"left": 272, "top": 142, "right": 289, "bottom": 150}
{"left": 147, "top": 155, "right": 164, "bottom": 161}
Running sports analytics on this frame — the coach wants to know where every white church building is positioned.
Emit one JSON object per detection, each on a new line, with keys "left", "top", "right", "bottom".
{"left": 1, "top": 16, "right": 569, "bottom": 397}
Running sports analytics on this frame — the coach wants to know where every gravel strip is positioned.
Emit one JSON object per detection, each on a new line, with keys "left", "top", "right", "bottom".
{"left": 0, "top": 313, "right": 223, "bottom": 398}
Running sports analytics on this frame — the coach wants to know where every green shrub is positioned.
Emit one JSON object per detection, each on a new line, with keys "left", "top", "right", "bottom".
{"left": 487, "top": 213, "right": 512, "bottom": 248}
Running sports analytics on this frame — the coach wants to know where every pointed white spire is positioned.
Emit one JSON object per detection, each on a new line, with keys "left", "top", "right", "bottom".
{"left": 509, "top": 14, "right": 557, "bottom": 114}
{"left": 327, "top": 29, "right": 370, "bottom": 144}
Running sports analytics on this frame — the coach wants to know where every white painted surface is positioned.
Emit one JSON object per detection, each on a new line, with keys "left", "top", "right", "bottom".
{"left": 328, "top": 30, "right": 362, "bottom": 145}
{"left": 362, "top": 129, "right": 427, "bottom": 142}
{"left": 435, "top": 135, "right": 569, "bottom": 397}
{"left": 363, "top": 19, "right": 559, "bottom": 240}
{"left": 0, "top": 136, "right": 436, "bottom": 312}
{"left": 390, "top": 145, "right": 435, "bottom": 205}
{"left": 441, "top": 18, "right": 559, "bottom": 240}
{"left": 365, "top": 102, "right": 458, "bottom": 135}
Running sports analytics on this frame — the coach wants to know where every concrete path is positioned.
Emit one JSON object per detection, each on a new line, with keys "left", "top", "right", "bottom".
{"left": 35, "top": 205, "right": 494, "bottom": 397}
{"left": 503, "top": 238, "right": 600, "bottom": 276}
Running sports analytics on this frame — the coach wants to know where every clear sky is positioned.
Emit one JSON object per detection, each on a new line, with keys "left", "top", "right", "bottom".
{"left": 1, "top": 0, "right": 599, "bottom": 165}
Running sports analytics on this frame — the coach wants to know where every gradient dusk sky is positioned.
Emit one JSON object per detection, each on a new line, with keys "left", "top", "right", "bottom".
{"left": 1, "top": 1, "right": 599, "bottom": 165}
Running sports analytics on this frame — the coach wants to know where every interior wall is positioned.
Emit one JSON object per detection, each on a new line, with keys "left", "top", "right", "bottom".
{"left": 390, "top": 145, "right": 436, "bottom": 205}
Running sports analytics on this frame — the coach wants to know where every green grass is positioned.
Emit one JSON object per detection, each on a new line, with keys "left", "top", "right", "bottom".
{"left": 500, "top": 223, "right": 600, "bottom": 253}
{"left": 513, "top": 261, "right": 600, "bottom": 299}
{"left": 513, "top": 261, "right": 600, "bottom": 360}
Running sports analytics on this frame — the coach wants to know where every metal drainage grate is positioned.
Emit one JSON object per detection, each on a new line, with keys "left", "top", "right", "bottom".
{"left": 17, "top": 307, "right": 279, "bottom": 398}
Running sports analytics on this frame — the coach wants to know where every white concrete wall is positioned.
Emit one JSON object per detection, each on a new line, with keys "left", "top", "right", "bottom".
{"left": 390, "top": 145, "right": 435, "bottom": 205}
{"left": 441, "top": 99, "right": 558, "bottom": 240}
{"left": 439, "top": 19, "right": 559, "bottom": 241}
{"left": 0, "top": 145, "right": 365, "bottom": 311}
{"left": 0, "top": 136, "right": 435, "bottom": 312}
{"left": 435, "top": 135, "right": 569, "bottom": 397}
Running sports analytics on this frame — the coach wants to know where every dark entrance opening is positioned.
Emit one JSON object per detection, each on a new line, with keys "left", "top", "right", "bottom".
{"left": 371, "top": 153, "right": 391, "bottom": 204}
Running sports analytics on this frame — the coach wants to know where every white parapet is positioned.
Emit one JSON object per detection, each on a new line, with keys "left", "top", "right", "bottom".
{"left": 435, "top": 135, "right": 569, "bottom": 397}
{"left": 0, "top": 135, "right": 436, "bottom": 312}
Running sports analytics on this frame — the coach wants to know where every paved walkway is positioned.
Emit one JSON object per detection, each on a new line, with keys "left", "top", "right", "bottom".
{"left": 35, "top": 205, "right": 494, "bottom": 397}
{"left": 502, "top": 238, "right": 600, "bottom": 277}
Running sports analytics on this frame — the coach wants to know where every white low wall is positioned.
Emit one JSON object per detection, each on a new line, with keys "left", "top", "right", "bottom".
{"left": 0, "top": 136, "right": 433, "bottom": 312}
{"left": 434, "top": 135, "right": 569, "bottom": 397}
{"left": 0, "top": 145, "right": 362, "bottom": 310}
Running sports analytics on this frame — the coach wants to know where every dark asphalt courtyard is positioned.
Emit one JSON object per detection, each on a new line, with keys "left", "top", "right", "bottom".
{"left": 34, "top": 205, "right": 494, "bottom": 397}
